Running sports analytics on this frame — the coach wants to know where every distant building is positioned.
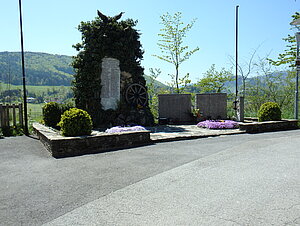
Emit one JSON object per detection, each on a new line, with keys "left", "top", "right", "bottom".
{"left": 26, "top": 97, "right": 36, "bottom": 103}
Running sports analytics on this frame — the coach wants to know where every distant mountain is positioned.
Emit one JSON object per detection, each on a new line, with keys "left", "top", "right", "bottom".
{"left": 0, "top": 51, "right": 167, "bottom": 88}
{"left": 224, "top": 71, "right": 290, "bottom": 92}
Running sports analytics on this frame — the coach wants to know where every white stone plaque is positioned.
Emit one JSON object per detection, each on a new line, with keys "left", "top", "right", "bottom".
{"left": 100, "top": 58, "right": 120, "bottom": 110}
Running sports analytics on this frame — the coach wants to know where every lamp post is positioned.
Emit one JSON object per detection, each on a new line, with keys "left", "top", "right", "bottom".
{"left": 18, "top": 0, "right": 29, "bottom": 135}
{"left": 291, "top": 18, "right": 300, "bottom": 120}
{"left": 295, "top": 32, "right": 300, "bottom": 119}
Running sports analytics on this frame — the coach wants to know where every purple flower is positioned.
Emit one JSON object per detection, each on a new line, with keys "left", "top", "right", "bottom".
{"left": 105, "top": 126, "right": 147, "bottom": 133}
{"left": 197, "top": 120, "right": 238, "bottom": 129}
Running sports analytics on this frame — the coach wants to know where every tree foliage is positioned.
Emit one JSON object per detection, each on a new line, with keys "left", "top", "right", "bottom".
{"left": 197, "top": 64, "right": 233, "bottom": 93}
{"left": 268, "top": 12, "right": 300, "bottom": 68}
{"left": 154, "top": 12, "right": 199, "bottom": 93}
{"left": 245, "top": 56, "right": 295, "bottom": 117}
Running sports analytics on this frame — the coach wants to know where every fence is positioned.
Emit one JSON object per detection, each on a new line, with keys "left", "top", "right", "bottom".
{"left": 0, "top": 103, "right": 23, "bottom": 128}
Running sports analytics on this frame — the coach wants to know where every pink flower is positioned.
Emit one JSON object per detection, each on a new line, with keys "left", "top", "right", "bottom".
{"left": 197, "top": 120, "right": 238, "bottom": 129}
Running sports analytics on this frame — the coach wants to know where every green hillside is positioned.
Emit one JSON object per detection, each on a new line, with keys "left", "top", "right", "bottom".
{"left": 0, "top": 51, "right": 167, "bottom": 88}
{"left": 0, "top": 52, "right": 74, "bottom": 86}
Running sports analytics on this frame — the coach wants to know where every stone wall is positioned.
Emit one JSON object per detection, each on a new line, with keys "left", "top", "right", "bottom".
{"left": 196, "top": 93, "right": 227, "bottom": 119}
{"left": 33, "top": 123, "right": 151, "bottom": 158}
{"left": 238, "top": 120, "right": 299, "bottom": 133}
{"left": 158, "top": 94, "right": 192, "bottom": 123}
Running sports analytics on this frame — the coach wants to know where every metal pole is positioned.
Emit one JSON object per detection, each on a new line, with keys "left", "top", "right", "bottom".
{"left": 235, "top": 5, "right": 239, "bottom": 98}
{"left": 295, "top": 32, "right": 300, "bottom": 120}
{"left": 18, "top": 0, "right": 29, "bottom": 135}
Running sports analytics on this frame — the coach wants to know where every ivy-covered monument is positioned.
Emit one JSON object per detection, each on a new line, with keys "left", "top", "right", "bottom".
{"left": 72, "top": 11, "right": 154, "bottom": 127}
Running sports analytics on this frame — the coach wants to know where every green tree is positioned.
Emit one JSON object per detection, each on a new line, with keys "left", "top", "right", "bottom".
{"left": 245, "top": 56, "right": 295, "bottom": 118}
{"left": 154, "top": 12, "right": 199, "bottom": 93}
{"left": 268, "top": 12, "right": 300, "bottom": 68}
{"left": 147, "top": 68, "right": 161, "bottom": 119}
{"left": 197, "top": 64, "right": 233, "bottom": 93}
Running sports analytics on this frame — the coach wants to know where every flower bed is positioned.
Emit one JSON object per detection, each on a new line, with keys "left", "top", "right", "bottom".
{"left": 105, "top": 126, "right": 146, "bottom": 133}
{"left": 33, "top": 123, "right": 151, "bottom": 158}
{"left": 197, "top": 120, "right": 238, "bottom": 129}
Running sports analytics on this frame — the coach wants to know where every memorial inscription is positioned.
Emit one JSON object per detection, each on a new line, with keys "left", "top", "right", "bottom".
{"left": 100, "top": 58, "right": 120, "bottom": 110}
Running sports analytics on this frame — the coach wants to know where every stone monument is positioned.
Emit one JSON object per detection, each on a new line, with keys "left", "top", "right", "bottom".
{"left": 158, "top": 94, "right": 192, "bottom": 123}
{"left": 196, "top": 93, "right": 227, "bottom": 119}
{"left": 100, "top": 58, "right": 120, "bottom": 110}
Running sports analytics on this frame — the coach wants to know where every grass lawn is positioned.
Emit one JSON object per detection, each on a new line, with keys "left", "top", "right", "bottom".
{"left": 28, "top": 103, "right": 44, "bottom": 122}
{"left": 0, "top": 83, "right": 72, "bottom": 95}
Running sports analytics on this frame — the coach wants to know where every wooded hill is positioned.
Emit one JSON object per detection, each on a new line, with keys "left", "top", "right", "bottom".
{"left": 0, "top": 51, "right": 167, "bottom": 88}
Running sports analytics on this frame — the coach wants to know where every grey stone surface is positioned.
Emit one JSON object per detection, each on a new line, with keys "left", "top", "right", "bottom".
{"left": 0, "top": 130, "right": 300, "bottom": 225}
{"left": 148, "top": 125, "right": 244, "bottom": 142}
{"left": 196, "top": 93, "right": 227, "bottom": 119}
{"left": 158, "top": 94, "right": 192, "bottom": 123}
{"left": 100, "top": 57, "right": 120, "bottom": 110}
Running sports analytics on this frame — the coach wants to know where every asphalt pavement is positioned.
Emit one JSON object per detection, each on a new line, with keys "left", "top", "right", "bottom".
{"left": 0, "top": 130, "right": 299, "bottom": 225}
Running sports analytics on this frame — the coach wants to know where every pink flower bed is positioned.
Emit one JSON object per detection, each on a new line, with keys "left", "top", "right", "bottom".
{"left": 105, "top": 126, "right": 147, "bottom": 133}
{"left": 197, "top": 120, "right": 238, "bottom": 129}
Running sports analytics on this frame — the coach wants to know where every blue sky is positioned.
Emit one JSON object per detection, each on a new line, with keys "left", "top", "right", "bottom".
{"left": 0, "top": 0, "right": 299, "bottom": 84}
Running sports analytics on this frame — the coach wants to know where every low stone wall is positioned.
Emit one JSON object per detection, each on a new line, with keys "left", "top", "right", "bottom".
{"left": 238, "top": 120, "right": 299, "bottom": 133}
{"left": 33, "top": 123, "right": 152, "bottom": 158}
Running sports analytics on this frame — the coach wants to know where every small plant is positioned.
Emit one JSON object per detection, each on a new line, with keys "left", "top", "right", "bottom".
{"left": 105, "top": 125, "right": 146, "bottom": 133}
{"left": 0, "top": 124, "right": 24, "bottom": 137}
{"left": 58, "top": 108, "right": 92, "bottom": 136}
{"left": 258, "top": 102, "right": 281, "bottom": 122}
{"left": 197, "top": 120, "right": 238, "bottom": 129}
{"left": 42, "top": 102, "right": 62, "bottom": 128}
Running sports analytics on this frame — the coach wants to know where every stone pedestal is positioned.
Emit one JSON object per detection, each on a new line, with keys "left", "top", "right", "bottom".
{"left": 236, "top": 96, "right": 244, "bottom": 122}
{"left": 100, "top": 58, "right": 120, "bottom": 110}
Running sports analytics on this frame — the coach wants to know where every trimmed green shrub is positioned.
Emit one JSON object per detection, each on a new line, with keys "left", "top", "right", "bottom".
{"left": 258, "top": 102, "right": 282, "bottom": 122}
{"left": 60, "top": 102, "right": 75, "bottom": 115}
{"left": 42, "top": 102, "right": 62, "bottom": 128}
{"left": 58, "top": 108, "right": 92, "bottom": 136}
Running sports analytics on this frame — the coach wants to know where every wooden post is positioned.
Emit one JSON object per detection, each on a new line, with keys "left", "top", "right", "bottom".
{"left": 5, "top": 104, "right": 10, "bottom": 127}
{"left": 13, "top": 104, "right": 17, "bottom": 126}
{"left": 19, "top": 103, "right": 23, "bottom": 127}
{"left": 0, "top": 104, "right": 3, "bottom": 128}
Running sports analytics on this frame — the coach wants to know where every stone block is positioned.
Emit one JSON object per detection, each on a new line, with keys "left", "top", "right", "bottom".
{"left": 158, "top": 94, "right": 192, "bottom": 123}
{"left": 196, "top": 93, "right": 227, "bottom": 119}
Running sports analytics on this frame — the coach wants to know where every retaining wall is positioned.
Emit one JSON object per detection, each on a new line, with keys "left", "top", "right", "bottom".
{"left": 33, "top": 123, "right": 151, "bottom": 158}
{"left": 238, "top": 120, "right": 298, "bottom": 133}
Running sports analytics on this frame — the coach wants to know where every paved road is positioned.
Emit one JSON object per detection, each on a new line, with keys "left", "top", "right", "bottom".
{"left": 0, "top": 130, "right": 299, "bottom": 225}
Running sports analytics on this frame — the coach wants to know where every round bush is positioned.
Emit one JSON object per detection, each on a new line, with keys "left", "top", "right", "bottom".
{"left": 42, "top": 102, "right": 62, "bottom": 128}
{"left": 58, "top": 108, "right": 93, "bottom": 136}
{"left": 258, "top": 102, "right": 281, "bottom": 122}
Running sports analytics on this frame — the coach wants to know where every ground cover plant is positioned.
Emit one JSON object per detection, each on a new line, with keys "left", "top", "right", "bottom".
{"left": 105, "top": 125, "right": 146, "bottom": 133}
{"left": 197, "top": 120, "right": 238, "bottom": 129}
